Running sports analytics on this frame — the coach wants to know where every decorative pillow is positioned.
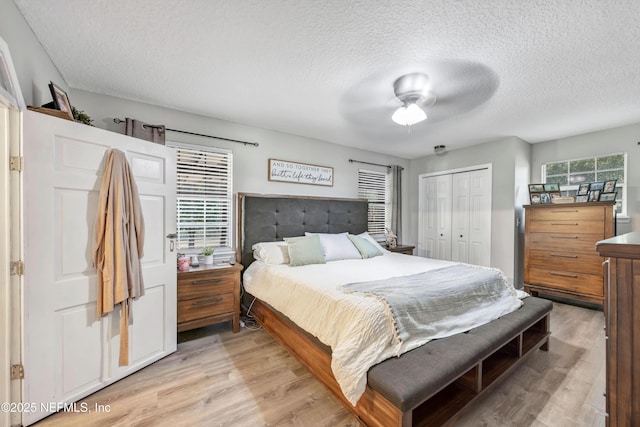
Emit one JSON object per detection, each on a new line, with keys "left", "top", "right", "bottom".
{"left": 347, "top": 234, "right": 383, "bottom": 259}
{"left": 284, "top": 235, "right": 326, "bottom": 267}
{"left": 305, "top": 232, "right": 362, "bottom": 261}
{"left": 252, "top": 241, "right": 290, "bottom": 265}
{"left": 358, "top": 231, "right": 390, "bottom": 253}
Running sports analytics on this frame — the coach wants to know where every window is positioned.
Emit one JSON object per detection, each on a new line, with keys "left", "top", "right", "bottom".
{"left": 169, "top": 143, "right": 234, "bottom": 258}
{"left": 357, "top": 169, "right": 390, "bottom": 238}
{"left": 543, "top": 153, "right": 626, "bottom": 215}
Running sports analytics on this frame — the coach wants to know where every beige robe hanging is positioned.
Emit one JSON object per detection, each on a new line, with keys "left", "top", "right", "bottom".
{"left": 93, "top": 148, "right": 145, "bottom": 366}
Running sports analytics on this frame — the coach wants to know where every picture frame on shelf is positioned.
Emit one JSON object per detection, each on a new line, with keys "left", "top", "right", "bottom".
{"left": 577, "top": 183, "right": 590, "bottom": 196}
{"left": 599, "top": 192, "right": 616, "bottom": 202}
{"left": 588, "top": 190, "right": 601, "bottom": 202}
{"left": 575, "top": 195, "right": 589, "bottom": 202}
{"left": 48, "top": 81, "right": 74, "bottom": 120}
{"left": 589, "top": 181, "right": 605, "bottom": 192}
{"left": 603, "top": 180, "right": 617, "bottom": 193}
{"left": 543, "top": 183, "right": 559, "bottom": 192}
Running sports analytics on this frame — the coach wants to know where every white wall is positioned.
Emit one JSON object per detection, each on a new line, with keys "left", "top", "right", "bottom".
{"left": 0, "top": 0, "right": 69, "bottom": 105}
{"left": 530, "top": 122, "right": 640, "bottom": 234}
{"left": 409, "top": 137, "right": 529, "bottom": 282}
{"left": 70, "top": 89, "right": 411, "bottom": 242}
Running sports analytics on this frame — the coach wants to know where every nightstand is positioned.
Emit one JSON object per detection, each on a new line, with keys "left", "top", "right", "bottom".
{"left": 387, "top": 244, "right": 415, "bottom": 255}
{"left": 177, "top": 263, "right": 243, "bottom": 333}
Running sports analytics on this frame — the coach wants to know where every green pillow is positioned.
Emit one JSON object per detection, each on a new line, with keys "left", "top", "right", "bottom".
{"left": 347, "top": 234, "right": 383, "bottom": 259}
{"left": 284, "top": 235, "right": 326, "bottom": 267}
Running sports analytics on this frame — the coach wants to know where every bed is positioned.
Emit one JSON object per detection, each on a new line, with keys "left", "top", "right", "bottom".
{"left": 237, "top": 193, "right": 552, "bottom": 427}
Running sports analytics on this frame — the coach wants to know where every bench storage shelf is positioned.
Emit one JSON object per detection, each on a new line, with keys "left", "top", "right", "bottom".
{"left": 250, "top": 296, "right": 552, "bottom": 427}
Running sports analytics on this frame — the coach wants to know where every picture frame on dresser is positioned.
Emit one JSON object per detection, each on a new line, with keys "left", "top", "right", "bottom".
{"left": 599, "top": 192, "right": 616, "bottom": 201}
{"left": 589, "top": 181, "right": 605, "bottom": 192}
{"left": 575, "top": 195, "right": 589, "bottom": 202}
{"left": 530, "top": 193, "right": 542, "bottom": 204}
{"left": 588, "top": 190, "right": 601, "bottom": 202}
{"left": 603, "top": 179, "right": 617, "bottom": 193}
{"left": 577, "top": 183, "right": 590, "bottom": 196}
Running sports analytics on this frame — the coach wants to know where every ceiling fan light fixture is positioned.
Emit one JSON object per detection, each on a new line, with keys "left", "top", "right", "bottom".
{"left": 392, "top": 102, "right": 427, "bottom": 126}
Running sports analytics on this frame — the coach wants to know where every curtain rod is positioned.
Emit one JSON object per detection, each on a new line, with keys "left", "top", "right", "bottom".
{"left": 348, "top": 159, "right": 404, "bottom": 170}
{"left": 113, "top": 118, "right": 259, "bottom": 147}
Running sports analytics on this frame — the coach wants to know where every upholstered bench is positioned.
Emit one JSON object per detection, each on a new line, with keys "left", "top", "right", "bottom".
{"left": 366, "top": 296, "right": 553, "bottom": 424}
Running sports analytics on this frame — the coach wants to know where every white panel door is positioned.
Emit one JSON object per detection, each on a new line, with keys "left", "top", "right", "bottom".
{"left": 451, "top": 172, "right": 470, "bottom": 263}
{"left": 467, "top": 168, "right": 492, "bottom": 266}
{"left": 419, "top": 176, "right": 438, "bottom": 258}
{"left": 22, "top": 111, "right": 177, "bottom": 425}
{"left": 434, "top": 174, "right": 452, "bottom": 260}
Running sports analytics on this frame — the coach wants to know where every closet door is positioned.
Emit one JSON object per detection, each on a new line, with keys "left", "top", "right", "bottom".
{"left": 22, "top": 111, "right": 177, "bottom": 425}
{"left": 420, "top": 175, "right": 438, "bottom": 258}
{"left": 451, "top": 172, "right": 470, "bottom": 263}
{"left": 434, "top": 174, "right": 453, "bottom": 260}
{"left": 467, "top": 169, "right": 491, "bottom": 266}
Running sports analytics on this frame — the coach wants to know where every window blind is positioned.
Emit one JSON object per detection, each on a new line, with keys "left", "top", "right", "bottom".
{"left": 358, "top": 169, "right": 390, "bottom": 236}
{"left": 171, "top": 144, "right": 233, "bottom": 253}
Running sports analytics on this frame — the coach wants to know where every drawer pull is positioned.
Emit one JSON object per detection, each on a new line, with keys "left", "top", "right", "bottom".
{"left": 192, "top": 279, "right": 222, "bottom": 285}
{"left": 551, "top": 210, "right": 579, "bottom": 213}
{"left": 550, "top": 253, "right": 578, "bottom": 258}
{"left": 549, "top": 271, "right": 578, "bottom": 278}
{"left": 192, "top": 297, "right": 223, "bottom": 306}
{"left": 550, "top": 235, "right": 578, "bottom": 239}
{"left": 551, "top": 223, "right": 578, "bottom": 226}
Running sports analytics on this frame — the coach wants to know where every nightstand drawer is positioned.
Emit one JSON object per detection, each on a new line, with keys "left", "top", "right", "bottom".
{"left": 177, "top": 292, "right": 235, "bottom": 323}
{"left": 178, "top": 274, "right": 236, "bottom": 301}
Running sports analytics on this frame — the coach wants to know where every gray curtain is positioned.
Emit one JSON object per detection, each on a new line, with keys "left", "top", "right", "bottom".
{"left": 124, "top": 118, "right": 165, "bottom": 145}
{"left": 391, "top": 165, "right": 402, "bottom": 241}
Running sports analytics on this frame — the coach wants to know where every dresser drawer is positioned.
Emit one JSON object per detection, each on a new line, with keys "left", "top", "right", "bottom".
{"left": 528, "top": 249, "right": 604, "bottom": 276}
{"left": 528, "top": 220, "right": 604, "bottom": 234}
{"left": 527, "top": 232, "right": 603, "bottom": 252}
{"left": 527, "top": 268, "right": 603, "bottom": 297}
{"left": 528, "top": 206, "right": 605, "bottom": 221}
{"left": 177, "top": 292, "right": 235, "bottom": 323}
{"left": 178, "top": 273, "right": 236, "bottom": 301}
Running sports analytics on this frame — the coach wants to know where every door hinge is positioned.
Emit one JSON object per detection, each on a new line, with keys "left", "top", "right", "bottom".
{"left": 10, "top": 364, "right": 24, "bottom": 380}
{"left": 10, "top": 261, "right": 24, "bottom": 276}
{"left": 9, "top": 156, "right": 23, "bottom": 172}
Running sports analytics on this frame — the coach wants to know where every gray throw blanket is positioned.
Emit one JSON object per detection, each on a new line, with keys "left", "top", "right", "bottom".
{"left": 342, "top": 264, "right": 523, "bottom": 347}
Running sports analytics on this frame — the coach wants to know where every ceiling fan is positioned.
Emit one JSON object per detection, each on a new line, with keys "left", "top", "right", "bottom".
{"left": 339, "top": 59, "right": 499, "bottom": 133}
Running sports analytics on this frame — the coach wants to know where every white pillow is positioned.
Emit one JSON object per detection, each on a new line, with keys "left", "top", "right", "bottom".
{"left": 252, "top": 241, "right": 290, "bottom": 265}
{"left": 304, "top": 232, "right": 362, "bottom": 261}
{"left": 357, "top": 231, "right": 390, "bottom": 254}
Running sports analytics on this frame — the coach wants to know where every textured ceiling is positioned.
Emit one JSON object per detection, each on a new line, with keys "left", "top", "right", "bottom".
{"left": 14, "top": 0, "right": 640, "bottom": 159}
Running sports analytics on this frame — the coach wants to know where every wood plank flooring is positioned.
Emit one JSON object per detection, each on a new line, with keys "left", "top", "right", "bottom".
{"left": 34, "top": 301, "right": 606, "bottom": 427}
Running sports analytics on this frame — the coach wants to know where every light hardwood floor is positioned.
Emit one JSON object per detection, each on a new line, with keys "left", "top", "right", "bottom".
{"left": 34, "top": 301, "right": 605, "bottom": 427}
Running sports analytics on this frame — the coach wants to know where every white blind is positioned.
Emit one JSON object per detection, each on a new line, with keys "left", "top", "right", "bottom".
{"left": 171, "top": 144, "right": 233, "bottom": 252}
{"left": 358, "top": 169, "right": 390, "bottom": 235}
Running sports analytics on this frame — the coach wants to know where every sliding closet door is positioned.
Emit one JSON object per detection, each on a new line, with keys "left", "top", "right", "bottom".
{"left": 22, "top": 111, "right": 177, "bottom": 425}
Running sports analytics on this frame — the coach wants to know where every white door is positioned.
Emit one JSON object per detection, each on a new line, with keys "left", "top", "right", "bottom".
{"left": 467, "top": 169, "right": 491, "bottom": 266}
{"left": 419, "top": 174, "right": 452, "bottom": 260}
{"left": 22, "top": 111, "right": 177, "bottom": 425}
{"left": 451, "top": 172, "right": 470, "bottom": 263}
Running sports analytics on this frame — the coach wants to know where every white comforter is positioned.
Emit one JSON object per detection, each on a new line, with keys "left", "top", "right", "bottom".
{"left": 243, "top": 253, "right": 527, "bottom": 405}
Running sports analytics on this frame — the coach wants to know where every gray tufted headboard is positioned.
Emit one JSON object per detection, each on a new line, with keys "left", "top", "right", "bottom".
{"left": 237, "top": 193, "right": 369, "bottom": 269}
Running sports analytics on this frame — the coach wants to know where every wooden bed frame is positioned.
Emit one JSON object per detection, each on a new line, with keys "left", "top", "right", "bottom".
{"left": 237, "top": 193, "right": 551, "bottom": 427}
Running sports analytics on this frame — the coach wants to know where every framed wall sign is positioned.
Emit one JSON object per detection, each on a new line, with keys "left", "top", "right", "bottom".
{"left": 268, "top": 158, "right": 334, "bottom": 186}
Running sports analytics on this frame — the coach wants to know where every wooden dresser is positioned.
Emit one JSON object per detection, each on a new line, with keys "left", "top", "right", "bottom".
{"left": 523, "top": 202, "right": 614, "bottom": 304}
{"left": 596, "top": 232, "right": 640, "bottom": 426}
{"left": 177, "top": 263, "right": 243, "bottom": 332}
